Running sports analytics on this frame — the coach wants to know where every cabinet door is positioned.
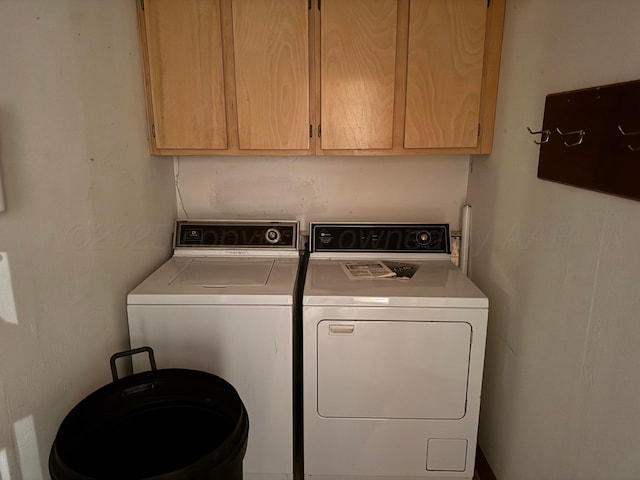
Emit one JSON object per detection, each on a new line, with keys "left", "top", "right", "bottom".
{"left": 404, "top": 0, "right": 487, "bottom": 148}
{"left": 232, "top": 0, "right": 310, "bottom": 150}
{"left": 319, "top": 0, "right": 398, "bottom": 150}
{"left": 143, "top": 0, "right": 227, "bottom": 150}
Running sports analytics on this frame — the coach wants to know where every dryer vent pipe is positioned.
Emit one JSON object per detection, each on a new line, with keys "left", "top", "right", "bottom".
{"left": 459, "top": 205, "right": 471, "bottom": 275}
{"left": 0, "top": 165, "right": 5, "bottom": 212}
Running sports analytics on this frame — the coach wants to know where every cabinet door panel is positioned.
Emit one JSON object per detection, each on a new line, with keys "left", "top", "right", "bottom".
{"left": 144, "top": 0, "right": 227, "bottom": 150}
{"left": 404, "top": 0, "right": 487, "bottom": 148}
{"left": 232, "top": 0, "right": 309, "bottom": 150}
{"left": 320, "top": 0, "right": 397, "bottom": 150}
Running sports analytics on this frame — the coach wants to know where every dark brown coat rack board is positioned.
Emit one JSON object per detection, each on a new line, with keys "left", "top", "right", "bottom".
{"left": 534, "top": 79, "right": 640, "bottom": 201}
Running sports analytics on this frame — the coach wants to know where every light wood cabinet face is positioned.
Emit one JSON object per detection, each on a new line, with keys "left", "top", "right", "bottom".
{"left": 319, "top": 0, "right": 398, "bottom": 150}
{"left": 404, "top": 0, "right": 487, "bottom": 149}
{"left": 137, "top": 0, "right": 504, "bottom": 155}
{"left": 143, "top": 0, "right": 228, "bottom": 149}
{"left": 232, "top": 0, "right": 310, "bottom": 150}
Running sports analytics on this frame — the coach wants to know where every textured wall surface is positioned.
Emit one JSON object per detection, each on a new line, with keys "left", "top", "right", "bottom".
{"left": 173, "top": 155, "right": 471, "bottom": 231}
{"left": 468, "top": 1, "right": 640, "bottom": 478}
{"left": 0, "top": 2, "right": 176, "bottom": 477}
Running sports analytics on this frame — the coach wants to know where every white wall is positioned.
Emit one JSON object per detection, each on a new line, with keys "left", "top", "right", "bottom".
{"left": 174, "top": 155, "right": 471, "bottom": 231}
{"left": 0, "top": 2, "right": 175, "bottom": 478}
{"left": 468, "top": 1, "right": 640, "bottom": 478}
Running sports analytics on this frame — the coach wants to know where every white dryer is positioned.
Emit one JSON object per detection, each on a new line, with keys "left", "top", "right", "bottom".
{"left": 303, "top": 223, "right": 488, "bottom": 480}
{"left": 127, "top": 220, "right": 301, "bottom": 480}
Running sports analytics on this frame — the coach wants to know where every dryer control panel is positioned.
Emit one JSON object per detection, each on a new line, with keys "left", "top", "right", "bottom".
{"left": 175, "top": 220, "right": 298, "bottom": 249}
{"left": 310, "top": 223, "right": 450, "bottom": 253}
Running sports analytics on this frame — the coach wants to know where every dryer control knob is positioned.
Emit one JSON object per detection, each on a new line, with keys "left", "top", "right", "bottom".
{"left": 265, "top": 228, "right": 281, "bottom": 244}
{"left": 416, "top": 230, "right": 431, "bottom": 246}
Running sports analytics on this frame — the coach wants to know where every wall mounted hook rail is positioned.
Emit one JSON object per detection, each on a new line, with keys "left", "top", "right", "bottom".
{"left": 537, "top": 79, "right": 640, "bottom": 201}
{"left": 527, "top": 126, "right": 551, "bottom": 144}
{"left": 556, "top": 127, "right": 585, "bottom": 147}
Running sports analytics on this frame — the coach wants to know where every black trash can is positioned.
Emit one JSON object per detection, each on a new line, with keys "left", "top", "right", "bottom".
{"left": 49, "top": 347, "right": 249, "bottom": 480}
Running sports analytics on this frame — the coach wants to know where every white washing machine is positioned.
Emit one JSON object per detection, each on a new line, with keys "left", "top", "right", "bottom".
{"left": 303, "top": 223, "right": 488, "bottom": 480}
{"left": 127, "top": 220, "right": 301, "bottom": 480}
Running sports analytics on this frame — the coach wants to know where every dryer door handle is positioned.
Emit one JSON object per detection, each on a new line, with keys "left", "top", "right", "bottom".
{"left": 328, "top": 324, "right": 355, "bottom": 335}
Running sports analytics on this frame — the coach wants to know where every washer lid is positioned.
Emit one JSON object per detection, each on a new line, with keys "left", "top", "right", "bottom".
{"left": 170, "top": 258, "right": 274, "bottom": 287}
{"left": 128, "top": 256, "right": 299, "bottom": 305}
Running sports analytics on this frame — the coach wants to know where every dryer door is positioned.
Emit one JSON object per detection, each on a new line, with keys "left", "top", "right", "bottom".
{"left": 317, "top": 320, "right": 471, "bottom": 419}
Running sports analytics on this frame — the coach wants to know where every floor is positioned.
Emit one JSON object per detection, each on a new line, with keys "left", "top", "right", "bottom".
{"left": 293, "top": 445, "right": 495, "bottom": 479}
{"left": 294, "top": 449, "right": 497, "bottom": 480}
{"left": 474, "top": 447, "right": 497, "bottom": 480}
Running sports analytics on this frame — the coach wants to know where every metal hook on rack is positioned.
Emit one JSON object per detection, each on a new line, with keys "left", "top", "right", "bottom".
{"left": 617, "top": 125, "right": 640, "bottom": 151}
{"left": 556, "top": 128, "right": 585, "bottom": 147}
{"left": 617, "top": 125, "right": 640, "bottom": 136}
{"left": 527, "top": 126, "right": 551, "bottom": 145}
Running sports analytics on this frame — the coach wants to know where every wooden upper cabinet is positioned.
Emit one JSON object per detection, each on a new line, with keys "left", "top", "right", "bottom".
{"left": 141, "top": 0, "right": 228, "bottom": 150}
{"left": 136, "top": 0, "right": 505, "bottom": 155}
{"left": 319, "top": 0, "right": 398, "bottom": 150}
{"left": 404, "top": 0, "right": 487, "bottom": 149}
{"left": 138, "top": 0, "right": 311, "bottom": 154}
{"left": 232, "top": 0, "right": 310, "bottom": 150}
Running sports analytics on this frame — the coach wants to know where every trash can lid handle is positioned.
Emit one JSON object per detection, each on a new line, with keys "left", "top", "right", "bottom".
{"left": 109, "top": 346, "right": 158, "bottom": 382}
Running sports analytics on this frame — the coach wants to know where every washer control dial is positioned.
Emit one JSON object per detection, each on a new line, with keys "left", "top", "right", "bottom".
{"left": 265, "top": 228, "right": 281, "bottom": 244}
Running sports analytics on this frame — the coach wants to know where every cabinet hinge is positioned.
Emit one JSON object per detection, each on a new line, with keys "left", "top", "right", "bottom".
{"left": 141, "top": 0, "right": 144, "bottom": 11}
{"left": 308, "top": 0, "right": 311, "bottom": 10}
{"left": 487, "top": 0, "right": 491, "bottom": 7}
{"left": 309, "top": 124, "right": 313, "bottom": 138}
{"left": 318, "top": 0, "right": 321, "bottom": 10}
{"left": 152, "top": 124, "right": 156, "bottom": 138}
{"left": 477, "top": 123, "right": 481, "bottom": 137}
{"left": 318, "top": 125, "right": 322, "bottom": 138}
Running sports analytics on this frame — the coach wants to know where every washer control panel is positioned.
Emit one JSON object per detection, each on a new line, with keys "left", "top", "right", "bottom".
{"left": 175, "top": 220, "right": 298, "bottom": 249}
{"left": 311, "top": 223, "right": 450, "bottom": 253}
